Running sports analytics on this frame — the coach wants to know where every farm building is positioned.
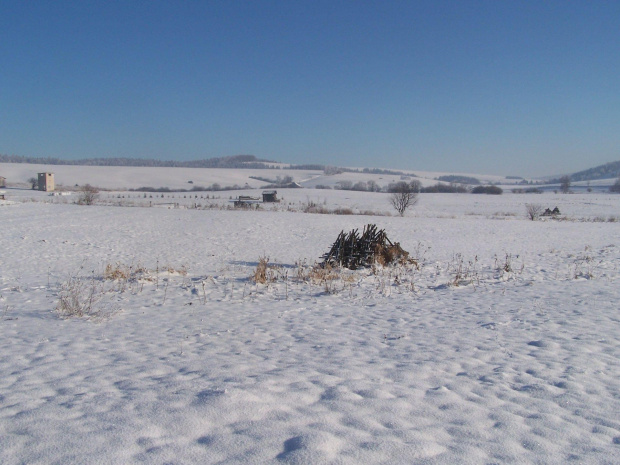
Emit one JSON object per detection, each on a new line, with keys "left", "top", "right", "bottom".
{"left": 233, "top": 195, "right": 260, "bottom": 207}
{"left": 262, "top": 190, "right": 280, "bottom": 202}
{"left": 38, "top": 172, "right": 55, "bottom": 192}
{"left": 0, "top": 176, "right": 6, "bottom": 188}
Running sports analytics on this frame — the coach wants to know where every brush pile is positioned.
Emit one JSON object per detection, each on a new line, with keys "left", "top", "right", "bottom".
{"left": 321, "top": 224, "right": 411, "bottom": 269}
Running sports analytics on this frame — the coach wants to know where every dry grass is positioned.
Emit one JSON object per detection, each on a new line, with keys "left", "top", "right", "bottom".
{"left": 252, "top": 257, "right": 283, "bottom": 284}
{"left": 165, "top": 265, "right": 188, "bottom": 276}
{"left": 104, "top": 262, "right": 142, "bottom": 281}
{"left": 56, "top": 272, "right": 112, "bottom": 320}
{"left": 446, "top": 253, "right": 480, "bottom": 287}
{"left": 293, "top": 261, "right": 358, "bottom": 294}
{"left": 332, "top": 207, "right": 354, "bottom": 215}
{"left": 309, "top": 263, "right": 343, "bottom": 283}
{"left": 56, "top": 260, "right": 190, "bottom": 320}
{"left": 104, "top": 262, "right": 186, "bottom": 281}
{"left": 300, "top": 202, "right": 387, "bottom": 216}
{"left": 374, "top": 243, "right": 417, "bottom": 267}
{"left": 253, "top": 257, "right": 269, "bottom": 284}
{"left": 103, "top": 262, "right": 153, "bottom": 292}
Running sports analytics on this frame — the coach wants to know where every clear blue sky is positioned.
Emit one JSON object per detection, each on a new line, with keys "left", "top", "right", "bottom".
{"left": 1, "top": 1, "right": 618, "bottom": 176}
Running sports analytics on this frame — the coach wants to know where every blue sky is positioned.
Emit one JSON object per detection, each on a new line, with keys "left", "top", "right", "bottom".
{"left": 1, "top": 1, "right": 618, "bottom": 177}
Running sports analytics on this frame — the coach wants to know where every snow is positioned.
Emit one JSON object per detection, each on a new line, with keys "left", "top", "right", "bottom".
{"left": 1, "top": 168, "right": 620, "bottom": 464}
{"left": 0, "top": 162, "right": 516, "bottom": 191}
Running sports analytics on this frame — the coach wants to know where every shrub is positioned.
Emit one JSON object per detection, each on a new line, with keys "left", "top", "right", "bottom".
{"left": 386, "top": 180, "right": 421, "bottom": 193}
{"left": 56, "top": 272, "right": 110, "bottom": 319}
{"left": 560, "top": 175, "right": 571, "bottom": 194}
{"left": 421, "top": 183, "right": 468, "bottom": 193}
{"left": 335, "top": 180, "right": 353, "bottom": 190}
{"left": 253, "top": 257, "right": 269, "bottom": 284}
{"left": 472, "top": 185, "right": 503, "bottom": 195}
{"left": 77, "top": 184, "right": 99, "bottom": 205}
{"left": 351, "top": 181, "right": 368, "bottom": 191}
{"left": 390, "top": 190, "right": 418, "bottom": 216}
{"left": 324, "top": 166, "right": 344, "bottom": 175}
{"left": 512, "top": 187, "right": 543, "bottom": 194}
{"left": 252, "top": 257, "right": 282, "bottom": 284}
{"left": 525, "top": 203, "right": 543, "bottom": 221}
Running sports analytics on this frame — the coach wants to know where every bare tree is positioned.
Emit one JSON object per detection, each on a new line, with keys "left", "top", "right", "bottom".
{"left": 386, "top": 180, "right": 421, "bottom": 194}
{"left": 525, "top": 203, "right": 543, "bottom": 221}
{"left": 28, "top": 177, "right": 38, "bottom": 190}
{"left": 560, "top": 175, "right": 571, "bottom": 194}
{"left": 352, "top": 181, "right": 368, "bottom": 192}
{"left": 408, "top": 179, "right": 422, "bottom": 193}
{"left": 77, "top": 184, "right": 99, "bottom": 205}
{"left": 366, "top": 180, "right": 381, "bottom": 192}
{"left": 610, "top": 177, "right": 620, "bottom": 193}
{"left": 335, "top": 180, "right": 353, "bottom": 190}
{"left": 390, "top": 185, "right": 418, "bottom": 216}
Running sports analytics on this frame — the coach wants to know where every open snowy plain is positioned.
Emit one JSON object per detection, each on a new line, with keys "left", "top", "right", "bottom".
{"left": 1, "top": 168, "right": 620, "bottom": 464}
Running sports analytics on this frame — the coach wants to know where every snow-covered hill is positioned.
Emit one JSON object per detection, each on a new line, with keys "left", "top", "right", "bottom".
{"left": 0, "top": 162, "right": 511, "bottom": 191}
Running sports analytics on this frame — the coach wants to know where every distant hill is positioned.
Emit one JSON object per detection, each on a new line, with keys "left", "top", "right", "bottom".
{"left": 569, "top": 161, "right": 620, "bottom": 182}
{"left": 0, "top": 153, "right": 280, "bottom": 170}
{"left": 4, "top": 152, "right": 619, "bottom": 183}
{"left": 0, "top": 153, "right": 406, "bottom": 176}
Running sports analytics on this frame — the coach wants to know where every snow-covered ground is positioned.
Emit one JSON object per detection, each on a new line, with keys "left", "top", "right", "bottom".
{"left": 1, "top": 167, "right": 620, "bottom": 464}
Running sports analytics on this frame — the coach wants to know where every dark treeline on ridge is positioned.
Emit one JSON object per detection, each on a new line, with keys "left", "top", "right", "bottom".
{"left": 0, "top": 154, "right": 407, "bottom": 176}
{"left": 0, "top": 154, "right": 279, "bottom": 170}
{"left": 564, "top": 161, "right": 620, "bottom": 182}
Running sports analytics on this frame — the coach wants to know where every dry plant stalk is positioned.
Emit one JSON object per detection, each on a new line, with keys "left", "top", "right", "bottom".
{"left": 56, "top": 273, "right": 106, "bottom": 319}
{"left": 252, "top": 257, "right": 282, "bottom": 284}
{"left": 104, "top": 262, "right": 151, "bottom": 281}
{"left": 253, "top": 257, "right": 269, "bottom": 284}
{"left": 308, "top": 263, "right": 340, "bottom": 284}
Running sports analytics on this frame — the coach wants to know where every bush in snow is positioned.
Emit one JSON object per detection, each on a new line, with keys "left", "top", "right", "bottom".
{"left": 56, "top": 272, "right": 108, "bottom": 319}
{"left": 525, "top": 203, "right": 543, "bottom": 221}
{"left": 77, "top": 184, "right": 99, "bottom": 205}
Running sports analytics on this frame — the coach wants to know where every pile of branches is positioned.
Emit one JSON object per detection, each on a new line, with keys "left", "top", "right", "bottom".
{"left": 321, "top": 224, "right": 412, "bottom": 269}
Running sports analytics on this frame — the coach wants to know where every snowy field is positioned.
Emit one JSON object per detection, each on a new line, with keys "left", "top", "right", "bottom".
{"left": 0, "top": 162, "right": 521, "bottom": 191}
{"left": 1, "top": 170, "right": 620, "bottom": 464}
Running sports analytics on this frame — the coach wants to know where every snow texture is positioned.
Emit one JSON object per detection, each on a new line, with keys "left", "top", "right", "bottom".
{"left": 1, "top": 171, "right": 620, "bottom": 464}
